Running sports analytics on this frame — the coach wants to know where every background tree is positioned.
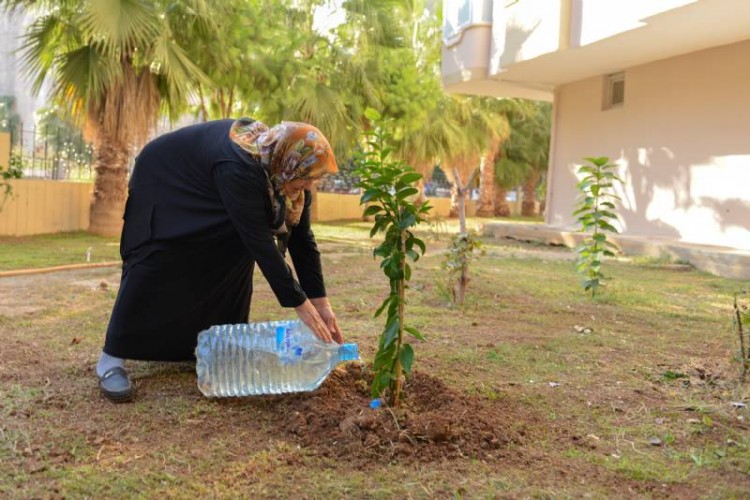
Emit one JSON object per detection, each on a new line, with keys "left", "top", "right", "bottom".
{"left": 494, "top": 100, "right": 551, "bottom": 217}
{"left": 4, "top": 0, "right": 223, "bottom": 235}
{"left": 443, "top": 96, "right": 508, "bottom": 218}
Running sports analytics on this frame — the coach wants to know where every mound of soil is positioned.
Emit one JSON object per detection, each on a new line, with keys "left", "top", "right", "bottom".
{"left": 232, "top": 364, "right": 535, "bottom": 464}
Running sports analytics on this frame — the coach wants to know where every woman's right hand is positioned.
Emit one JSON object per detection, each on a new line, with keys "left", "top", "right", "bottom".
{"left": 294, "top": 299, "right": 333, "bottom": 343}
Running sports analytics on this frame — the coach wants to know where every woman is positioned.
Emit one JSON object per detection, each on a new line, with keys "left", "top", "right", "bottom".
{"left": 97, "top": 118, "right": 343, "bottom": 402}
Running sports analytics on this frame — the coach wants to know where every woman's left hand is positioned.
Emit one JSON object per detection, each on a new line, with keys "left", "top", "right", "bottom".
{"left": 310, "top": 297, "right": 343, "bottom": 344}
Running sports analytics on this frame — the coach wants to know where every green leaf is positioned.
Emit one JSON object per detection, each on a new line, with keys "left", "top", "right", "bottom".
{"left": 364, "top": 108, "right": 382, "bottom": 121}
{"left": 404, "top": 325, "right": 425, "bottom": 341}
{"left": 396, "top": 187, "right": 419, "bottom": 200}
{"left": 370, "top": 371, "right": 391, "bottom": 397}
{"left": 383, "top": 320, "right": 400, "bottom": 347}
{"left": 398, "top": 172, "right": 422, "bottom": 185}
{"left": 399, "top": 213, "right": 417, "bottom": 229}
{"left": 583, "top": 156, "right": 610, "bottom": 166}
{"left": 363, "top": 205, "right": 383, "bottom": 216}
{"left": 412, "top": 238, "right": 426, "bottom": 254}
{"left": 406, "top": 249, "right": 420, "bottom": 262}
{"left": 361, "top": 188, "right": 385, "bottom": 203}
{"left": 418, "top": 203, "right": 432, "bottom": 214}
{"left": 577, "top": 165, "right": 597, "bottom": 174}
{"left": 597, "top": 221, "right": 619, "bottom": 232}
{"left": 374, "top": 295, "right": 393, "bottom": 318}
{"left": 399, "top": 344, "right": 414, "bottom": 374}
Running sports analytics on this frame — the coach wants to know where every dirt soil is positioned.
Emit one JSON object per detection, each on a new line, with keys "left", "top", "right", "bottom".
{"left": 243, "top": 364, "right": 537, "bottom": 464}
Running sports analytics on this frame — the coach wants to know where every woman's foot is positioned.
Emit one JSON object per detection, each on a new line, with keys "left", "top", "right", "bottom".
{"left": 98, "top": 367, "right": 134, "bottom": 402}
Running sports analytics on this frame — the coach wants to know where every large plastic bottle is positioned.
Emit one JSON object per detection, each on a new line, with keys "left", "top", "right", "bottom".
{"left": 195, "top": 319, "right": 359, "bottom": 397}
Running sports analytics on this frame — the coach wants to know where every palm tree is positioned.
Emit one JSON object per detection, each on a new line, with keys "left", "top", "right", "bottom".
{"left": 443, "top": 96, "right": 509, "bottom": 219}
{"left": 5, "top": 0, "right": 221, "bottom": 236}
{"left": 498, "top": 101, "right": 551, "bottom": 216}
{"left": 475, "top": 98, "right": 529, "bottom": 217}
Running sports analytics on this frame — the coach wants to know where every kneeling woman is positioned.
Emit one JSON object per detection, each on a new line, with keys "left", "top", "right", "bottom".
{"left": 97, "top": 118, "right": 343, "bottom": 402}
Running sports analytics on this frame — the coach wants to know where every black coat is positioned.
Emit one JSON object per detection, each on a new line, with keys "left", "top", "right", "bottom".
{"left": 103, "top": 119, "right": 326, "bottom": 361}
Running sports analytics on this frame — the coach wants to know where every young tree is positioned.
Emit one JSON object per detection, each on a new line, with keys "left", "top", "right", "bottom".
{"left": 355, "top": 108, "right": 430, "bottom": 407}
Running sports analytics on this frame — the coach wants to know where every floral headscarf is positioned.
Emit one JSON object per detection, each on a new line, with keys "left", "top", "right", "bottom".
{"left": 229, "top": 118, "right": 338, "bottom": 234}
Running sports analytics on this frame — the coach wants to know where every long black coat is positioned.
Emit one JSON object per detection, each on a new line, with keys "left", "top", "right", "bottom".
{"left": 103, "top": 119, "right": 326, "bottom": 361}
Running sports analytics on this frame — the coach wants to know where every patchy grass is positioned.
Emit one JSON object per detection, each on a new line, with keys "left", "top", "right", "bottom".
{"left": 0, "top": 232, "right": 120, "bottom": 271}
{"left": 1, "top": 221, "right": 749, "bottom": 497}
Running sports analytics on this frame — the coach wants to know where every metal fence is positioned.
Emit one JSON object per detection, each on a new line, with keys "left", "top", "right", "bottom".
{"left": 6, "top": 126, "right": 454, "bottom": 196}
{"left": 8, "top": 126, "right": 94, "bottom": 181}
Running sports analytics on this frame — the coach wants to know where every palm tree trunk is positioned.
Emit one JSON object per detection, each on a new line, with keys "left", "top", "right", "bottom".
{"left": 521, "top": 170, "right": 541, "bottom": 216}
{"left": 476, "top": 142, "right": 499, "bottom": 217}
{"left": 88, "top": 134, "right": 130, "bottom": 237}
{"left": 494, "top": 183, "right": 511, "bottom": 217}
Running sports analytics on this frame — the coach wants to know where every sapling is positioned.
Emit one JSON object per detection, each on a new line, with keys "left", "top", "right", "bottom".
{"left": 442, "top": 166, "right": 482, "bottom": 306}
{"left": 733, "top": 290, "right": 749, "bottom": 382}
{"left": 573, "top": 156, "right": 622, "bottom": 297}
{"left": 355, "top": 108, "right": 431, "bottom": 406}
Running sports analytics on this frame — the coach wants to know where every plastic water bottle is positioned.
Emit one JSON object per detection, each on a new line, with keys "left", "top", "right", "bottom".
{"left": 195, "top": 319, "right": 359, "bottom": 397}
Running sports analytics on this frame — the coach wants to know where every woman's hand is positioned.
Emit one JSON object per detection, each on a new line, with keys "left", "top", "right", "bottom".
{"left": 310, "top": 297, "right": 343, "bottom": 344}
{"left": 294, "top": 299, "right": 333, "bottom": 343}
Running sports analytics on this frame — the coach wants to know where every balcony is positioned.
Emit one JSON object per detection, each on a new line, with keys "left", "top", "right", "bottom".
{"left": 442, "top": 0, "right": 750, "bottom": 100}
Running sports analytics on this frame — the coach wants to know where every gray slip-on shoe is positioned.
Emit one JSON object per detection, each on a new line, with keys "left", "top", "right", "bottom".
{"left": 99, "top": 367, "right": 134, "bottom": 403}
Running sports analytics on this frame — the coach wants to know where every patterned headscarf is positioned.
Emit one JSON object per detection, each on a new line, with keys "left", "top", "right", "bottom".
{"left": 229, "top": 118, "right": 338, "bottom": 232}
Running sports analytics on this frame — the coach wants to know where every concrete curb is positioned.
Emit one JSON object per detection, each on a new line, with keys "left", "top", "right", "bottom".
{"left": 0, "top": 261, "right": 122, "bottom": 278}
{"left": 483, "top": 222, "right": 750, "bottom": 280}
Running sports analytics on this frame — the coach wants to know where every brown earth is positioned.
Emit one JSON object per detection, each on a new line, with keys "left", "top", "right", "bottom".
{"left": 236, "top": 364, "right": 537, "bottom": 465}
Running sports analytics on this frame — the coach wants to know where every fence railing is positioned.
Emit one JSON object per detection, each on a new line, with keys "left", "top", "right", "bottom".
{"left": 4, "top": 126, "right": 456, "bottom": 196}
{"left": 8, "top": 126, "right": 94, "bottom": 181}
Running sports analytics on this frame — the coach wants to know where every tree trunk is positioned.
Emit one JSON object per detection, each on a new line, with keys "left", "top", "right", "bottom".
{"left": 390, "top": 230, "right": 407, "bottom": 407}
{"left": 88, "top": 134, "right": 130, "bottom": 237}
{"left": 521, "top": 170, "right": 541, "bottom": 216}
{"left": 494, "top": 184, "right": 511, "bottom": 217}
{"left": 476, "top": 142, "right": 499, "bottom": 217}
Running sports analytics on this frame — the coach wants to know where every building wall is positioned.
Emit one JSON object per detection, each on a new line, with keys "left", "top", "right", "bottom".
{"left": 547, "top": 39, "right": 750, "bottom": 250}
{"left": 0, "top": 10, "right": 49, "bottom": 130}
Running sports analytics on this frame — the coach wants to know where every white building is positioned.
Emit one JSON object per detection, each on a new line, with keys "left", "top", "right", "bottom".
{"left": 0, "top": 9, "right": 49, "bottom": 131}
{"left": 442, "top": 0, "right": 750, "bottom": 252}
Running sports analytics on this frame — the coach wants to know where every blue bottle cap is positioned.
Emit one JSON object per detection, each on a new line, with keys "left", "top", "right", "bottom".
{"left": 339, "top": 343, "right": 359, "bottom": 361}
{"left": 369, "top": 398, "right": 382, "bottom": 409}
{"left": 275, "top": 326, "right": 285, "bottom": 350}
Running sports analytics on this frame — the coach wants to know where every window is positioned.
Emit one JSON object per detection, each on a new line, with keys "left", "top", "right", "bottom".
{"left": 603, "top": 72, "right": 625, "bottom": 110}
{"left": 443, "top": 0, "right": 493, "bottom": 45}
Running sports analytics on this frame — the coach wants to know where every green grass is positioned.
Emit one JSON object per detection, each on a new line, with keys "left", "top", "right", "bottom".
{"left": 1, "top": 222, "right": 750, "bottom": 497}
{"left": 0, "top": 231, "right": 120, "bottom": 270}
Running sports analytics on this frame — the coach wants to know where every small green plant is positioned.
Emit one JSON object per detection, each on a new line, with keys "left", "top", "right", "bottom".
{"left": 573, "top": 156, "right": 622, "bottom": 297}
{"left": 442, "top": 231, "right": 484, "bottom": 306}
{"left": 0, "top": 154, "right": 23, "bottom": 212}
{"left": 355, "top": 108, "right": 431, "bottom": 407}
{"left": 732, "top": 290, "right": 749, "bottom": 382}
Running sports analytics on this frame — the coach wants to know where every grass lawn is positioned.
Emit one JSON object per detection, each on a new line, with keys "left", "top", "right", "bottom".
{"left": 0, "top": 232, "right": 121, "bottom": 271}
{"left": 1, "top": 221, "right": 749, "bottom": 497}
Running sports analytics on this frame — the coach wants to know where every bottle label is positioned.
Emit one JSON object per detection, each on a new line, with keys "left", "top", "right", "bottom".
{"left": 277, "top": 327, "right": 303, "bottom": 363}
